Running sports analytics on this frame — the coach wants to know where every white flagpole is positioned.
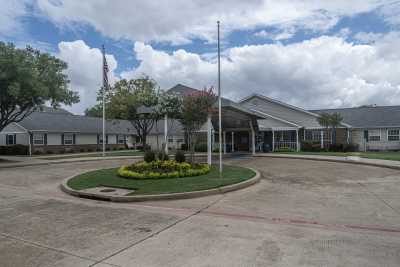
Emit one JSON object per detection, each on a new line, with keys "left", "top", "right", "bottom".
{"left": 102, "top": 45, "right": 106, "bottom": 157}
{"left": 217, "top": 21, "right": 222, "bottom": 175}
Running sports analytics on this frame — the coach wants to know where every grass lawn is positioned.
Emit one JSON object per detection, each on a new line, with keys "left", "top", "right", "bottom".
{"left": 41, "top": 150, "right": 143, "bottom": 160}
{"left": 67, "top": 165, "right": 256, "bottom": 195}
{"left": 275, "top": 151, "right": 400, "bottom": 161}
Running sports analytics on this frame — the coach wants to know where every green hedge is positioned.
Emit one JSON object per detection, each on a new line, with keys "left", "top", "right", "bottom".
{"left": 301, "top": 141, "right": 359, "bottom": 152}
{"left": 0, "top": 145, "right": 29, "bottom": 155}
{"left": 118, "top": 160, "right": 210, "bottom": 179}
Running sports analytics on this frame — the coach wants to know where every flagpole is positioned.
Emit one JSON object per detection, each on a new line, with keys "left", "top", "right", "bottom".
{"left": 217, "top": 21, "right": 222, "bottom": 175}
{"left": 102, "top": 45, "right": 106, "bottom": 157}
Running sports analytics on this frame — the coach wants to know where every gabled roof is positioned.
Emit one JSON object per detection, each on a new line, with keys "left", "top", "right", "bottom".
{"left": 312, "top": 106, "right": 400, "bottom": 128}
{"left": 14, "top": 109, "right": 136, "bottom": 135}
{"left": 239, "top": 93, "right": 320, "bottom": 117}
{"left": 167, "top": 84, "right": 199, "bottom": 95}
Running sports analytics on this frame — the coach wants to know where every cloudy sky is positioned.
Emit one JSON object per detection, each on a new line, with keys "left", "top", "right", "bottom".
{"left": 2, "top": 0, "right": 400, "bottom": 114}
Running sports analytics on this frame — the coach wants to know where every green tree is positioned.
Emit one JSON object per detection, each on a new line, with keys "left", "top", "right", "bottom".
{"left": 0, "top": 42, "right": 79, "bottom": 132}
{"left": 179, "top": 88, "right": 216, "bottom": 162}
{"left": 104, "top": 77, "right": 160, "bottom": 149}
{"left": 329, "top": 112, "right": 343, "bottom": 145}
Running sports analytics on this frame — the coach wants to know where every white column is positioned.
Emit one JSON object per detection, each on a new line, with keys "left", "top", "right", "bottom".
{"left": 303, "top": 128, "right": 306, "bottom": 141}
{"left": 231, "top": 132, "right": 234, "bottom": 153}
{"left": 296, "top": 129, "right": 300, "bottom": 152}
{"left": 164, "top": 114, "right": 168, "bottom": 154}
{"left": 346, "top": 128, "right": 350, "bottom": 144}
{"left": 223, "top": 131, "right": 226, "bottom": 154}
{"left": 250, "top": 120, "right": 256, "bottom": 155}
{"left": 207, "top": 115, "right": 212, "bottom": 166}
{"left": 320, "top": 130, "right": 324, "bottom": 149}
{"left": 272, "top": 130, "right": 275, "bottom": 152}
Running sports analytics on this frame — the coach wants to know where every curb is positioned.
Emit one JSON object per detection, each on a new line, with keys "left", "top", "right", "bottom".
{"left": 60, "top": 167, "right": 261, "bottom": 202}
{"left": 253, "top": 154, "right": 400, "bottom": 171}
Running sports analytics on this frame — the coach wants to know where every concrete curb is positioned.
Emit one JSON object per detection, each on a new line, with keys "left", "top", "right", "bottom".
{"left": 254, "top": 154, "right": 400, "bottom": 171}
{"left": 0, "top": 155, "right": 144, "bottom": 169}
{"left": 60, "top": 167, "right": 260, "bottom": 202}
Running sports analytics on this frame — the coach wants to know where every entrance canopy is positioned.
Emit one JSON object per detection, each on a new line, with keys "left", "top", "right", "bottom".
{"left": 210, "top": 98, "right": 265, "bottom": 132}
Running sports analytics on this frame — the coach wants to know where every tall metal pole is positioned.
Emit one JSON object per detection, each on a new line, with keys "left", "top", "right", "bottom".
{"left": 102, "top": 45, "right": 106, "bottom": 157}
{"left": 217, "top": 21, "right": 223, "bottom": 175}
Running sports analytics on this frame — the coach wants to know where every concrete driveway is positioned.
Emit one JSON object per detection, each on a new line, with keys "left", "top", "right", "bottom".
{"left": 1, "top": 157, "right": 400, "bottom": 266}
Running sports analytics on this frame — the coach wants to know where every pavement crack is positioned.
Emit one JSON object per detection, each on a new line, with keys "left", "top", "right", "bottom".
{"left": 358, "top": 182, "right": 400, "bottom": 216}
{"left": 90, "top": 195, "right": 225, "bottom": 267}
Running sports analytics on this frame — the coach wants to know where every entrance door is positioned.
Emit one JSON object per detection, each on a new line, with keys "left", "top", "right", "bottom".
{"left": 234, "top": 132, "right": 250, "bottom": 152}
{"left": 264, "top": 131, "right": 273, "bottom": 152}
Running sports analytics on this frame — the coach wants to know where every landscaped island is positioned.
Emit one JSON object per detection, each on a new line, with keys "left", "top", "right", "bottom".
{"left": 66, "top": 153, "right": 256, "bottom": 196}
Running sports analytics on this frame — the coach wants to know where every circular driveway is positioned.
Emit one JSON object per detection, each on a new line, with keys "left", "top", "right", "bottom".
{"left": 1, "top": 157, "right": 400, "bottom": 267}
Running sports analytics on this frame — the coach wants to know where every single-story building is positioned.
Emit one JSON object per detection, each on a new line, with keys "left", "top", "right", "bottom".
{"left": 1, "top": 84, "right": 400, "bottom": 154}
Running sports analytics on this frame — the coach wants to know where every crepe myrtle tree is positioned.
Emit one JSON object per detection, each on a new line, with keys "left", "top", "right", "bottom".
{"left": 0, "top": 42, "right": 79, "bottom": 132}
{"left": 179, "top": 87, "right": 216, "bottom": 163}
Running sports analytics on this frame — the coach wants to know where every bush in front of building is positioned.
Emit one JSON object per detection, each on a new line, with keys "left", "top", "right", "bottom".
{"left": 195, "top": 143, "right": 208, "bottom": 152}
{"left": 301, "top": 141, "right": 323, "bottom": 152}
{"left": 175, "top": 150, "right": 186, "bottom": 163}
{"left": 0, "top": 145, "right": 29, "bottom": 155}
{"left": 157, "top": 151, "right": 169, "bottom": 161}
{"left": 144, "top": 150, "right": 156, "bottom": 162}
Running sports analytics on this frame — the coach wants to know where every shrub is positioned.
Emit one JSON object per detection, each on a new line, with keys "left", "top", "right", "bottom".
{"left": 87, "top": 148, "right": 93, "bottom": 152}
{"left": 157, "top": 151, "right": 169, "bottom": 161}
{"left": 118, "top": 160, "right": 210, "bottom": 179}
{"left": 0, "top": 145, "right": 29, "bottom": 155}
{"left": 195, "top": 143, "right": 208, "bottom": 152}
{"left": 144, "top": 150, "right": 155, "bottom": 162}
{"left": 46, "top": 150, "right": 54, "bottom": 154}
{"left": 180, "top": 143, "right": 188, "bottom": 151}
{"left": 301, "top": 141, "right": 323, "bottom": 152}
{"left": 212, "top": 147, "right": 220, "bottom": 153}
{"left": 33, "top": 150, "right": 42, "bottom": 155}
{"left": 80, "top": 148, "right": 86, "bottom": 153}
{"left": 175, "top": 150, "right": 186, "bottom": 163}
{"left": 275, "top": 147, "right": 296, "bottom": 153}
{"left": 343, "top": 143, "right": 359, "bottom": 152}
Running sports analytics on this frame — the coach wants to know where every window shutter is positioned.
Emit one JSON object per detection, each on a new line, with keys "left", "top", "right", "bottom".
{"left": 106, "top": 135, "right": 108, "bottom": 144}
{"left": 14, "top": 134, "right": 16, "bottom": 145}
{"left": 6, "top": 135, "right": 9, "bottom": 145}
{"left": 364, "top": 130, "right": 368, "bottom": 142}
{"left": 44, "top": 134, "right": 47, "bottom": 145}
{"left": 61, "top": 134, "right": 64, "bottom": 145}
{"left": 97, "top": 134, "right": 99, "bottom": 144}
{"left": 30, "top": 134, "right": 33, "bottom": 146}
{"left": 73, "top": 134, "right": 76, "bottom": 145}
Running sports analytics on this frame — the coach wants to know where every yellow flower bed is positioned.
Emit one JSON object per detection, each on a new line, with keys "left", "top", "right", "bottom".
{"left": 118, "top": 160, "right": 210, "bottom": 179}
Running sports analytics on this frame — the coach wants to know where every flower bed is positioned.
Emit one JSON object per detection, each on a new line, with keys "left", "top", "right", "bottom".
{"left": 118, "top": 160, "right": 210, "bottom": 179}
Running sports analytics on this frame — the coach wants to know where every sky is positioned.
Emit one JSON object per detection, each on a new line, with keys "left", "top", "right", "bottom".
{"left": 1, "top": 0, "right": 400, "bottom": 114}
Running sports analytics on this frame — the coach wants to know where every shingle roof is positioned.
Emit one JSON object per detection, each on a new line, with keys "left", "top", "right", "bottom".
{"left": 17, "top": 110, "right": 136, "bottom": 135}
{"left": 311, "top": 106, "right": 400, "bottom": 128}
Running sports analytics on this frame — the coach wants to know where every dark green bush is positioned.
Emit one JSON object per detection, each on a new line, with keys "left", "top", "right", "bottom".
{"left": 157, "top": 151, "right": 169, "bottom": 161}
{"left": 80, "top": 148, "right": 86, "bottom": 153}
{"left": 195, "top": 143, "right": 208, "bottom": 152}
{"left": 301, "top": 141, "right": 323, "bottom": 152}
{"left": 144, "top": 150, "right": 155, "bottom": 162}
{"left": 180, "top": 143, "right": 188, "bottom": 151}
{"left": 0, "top": 145, "right": 29, "bottom": 155}
{"left": 175, "top": 150, "right": 186, "bottom": 163}
{"left": 343, "top": 143, "right": 358, "bottom": 152}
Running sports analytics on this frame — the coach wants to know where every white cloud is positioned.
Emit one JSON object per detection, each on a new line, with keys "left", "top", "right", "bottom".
{"left": 0, "top": 0, "right": 30, "bottom": 36}
{"left": 255, "top": 28, "right": 295, "bottom": 41}
{"left": 36, "top": 0, "right": 386, "bottom": 44}
{"left": 57, "top": 40, "right": 118, "bottom": 114}
{"left": 122, "top": 33, "right": 400, "bottom": 109}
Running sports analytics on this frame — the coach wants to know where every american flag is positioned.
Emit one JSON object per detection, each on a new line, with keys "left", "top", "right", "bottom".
{"left": 102, "top": 45, "right": 109, "bottom": 90}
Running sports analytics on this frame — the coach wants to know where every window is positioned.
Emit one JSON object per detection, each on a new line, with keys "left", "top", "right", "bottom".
{"left": 388, "top": 129, "right": 400, "bottom": 141}
{"left": 6, "top": 134, "right": 16, "bottom": 145}
{"left": 368, "top": 129, "right": 381, "bottom": 141}
{"left": 98, "top": 135, "right": 108, "bottom": 144}
{"left": 33, "top": 133, "right": 44, "bottom": 145}
{"left": 117, "top": 135, "right": 125, "bottom": 144}
{"left": 168, "top": 138, "right": 174, "bottom": 143}
{"left": 64, "top": 134, "right": 74, "bottom": 145}
{"left": 176, "top": 138, "right": 184, "bottom": 143}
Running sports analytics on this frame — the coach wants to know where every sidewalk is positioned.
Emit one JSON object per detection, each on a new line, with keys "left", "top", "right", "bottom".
{"left": 255, "top": 153, "right": 400, "bottom": 170}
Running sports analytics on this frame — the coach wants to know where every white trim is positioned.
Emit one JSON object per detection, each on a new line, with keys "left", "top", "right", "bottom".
{"left": 249, "top": 109, "right": 301, "bottom": 128}
{"left": 240, "top": 94, "right": 352, "bottom": 128}
{"left": 240, "top": 94, "right": 321, "bottom": 117}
